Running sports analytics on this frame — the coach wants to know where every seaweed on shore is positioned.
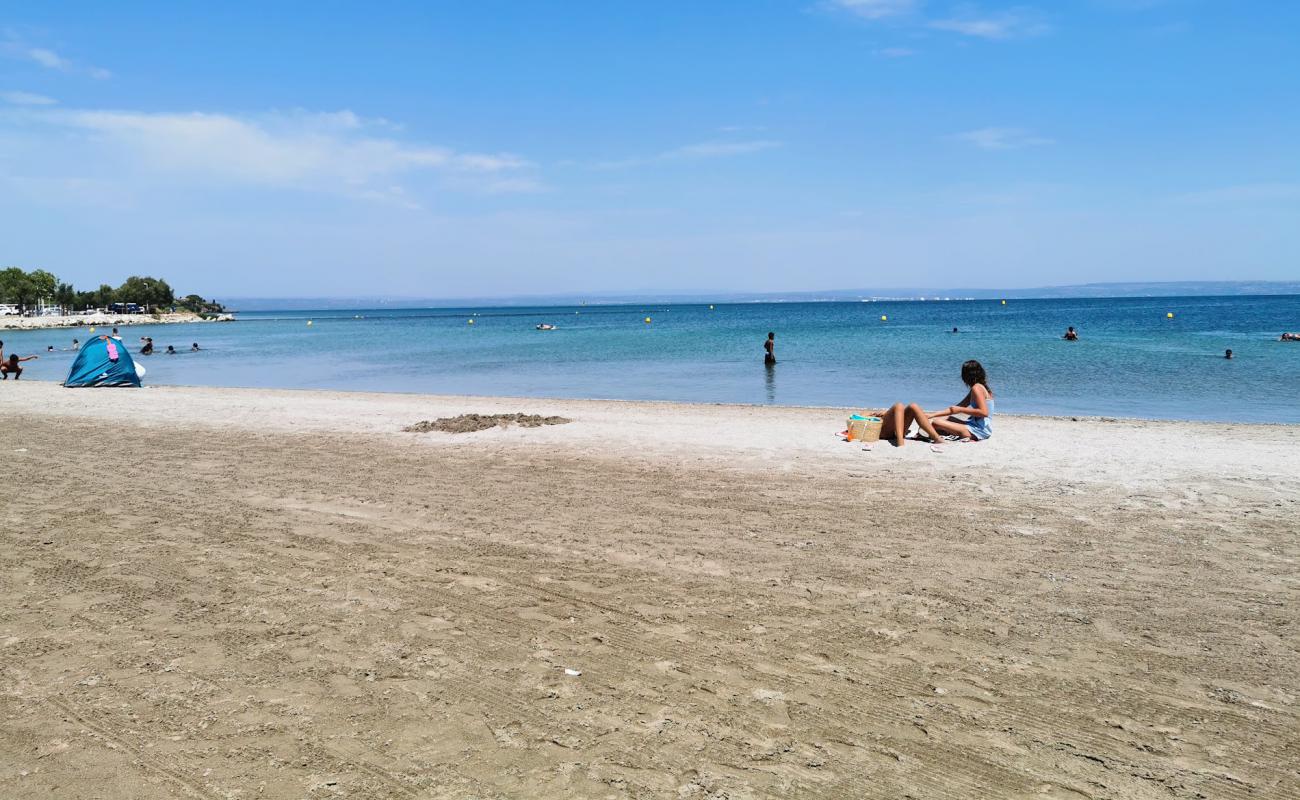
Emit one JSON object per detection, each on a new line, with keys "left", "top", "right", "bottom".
{"left": 404, "top": 413, "right": 571, "bottom": 434}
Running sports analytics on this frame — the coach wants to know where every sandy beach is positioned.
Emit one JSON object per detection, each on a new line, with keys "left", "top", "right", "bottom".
{"left": 2, "top": 382, "right": 1296, "bottom": 798}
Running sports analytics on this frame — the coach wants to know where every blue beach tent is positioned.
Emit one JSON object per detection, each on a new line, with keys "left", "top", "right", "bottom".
{"left": 64, "top": 335, "right": 143, "bottom": 387}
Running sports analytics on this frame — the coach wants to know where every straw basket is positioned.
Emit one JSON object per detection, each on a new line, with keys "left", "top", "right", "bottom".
{"left": 847, "top": 416, "right": 883, "bottom": 443}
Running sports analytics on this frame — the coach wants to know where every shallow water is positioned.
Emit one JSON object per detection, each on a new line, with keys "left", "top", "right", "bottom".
{"left": 5, "top": 295, "right": 1298, "bottom": 422}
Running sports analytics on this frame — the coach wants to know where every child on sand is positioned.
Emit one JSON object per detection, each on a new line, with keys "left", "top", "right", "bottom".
{"left": 1, "top": 352, "right": 38, "bottom": 379}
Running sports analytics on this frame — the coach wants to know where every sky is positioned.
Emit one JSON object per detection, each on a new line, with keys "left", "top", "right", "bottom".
{"left": 1, "top": 1, "right": 1297, "bottom": 299}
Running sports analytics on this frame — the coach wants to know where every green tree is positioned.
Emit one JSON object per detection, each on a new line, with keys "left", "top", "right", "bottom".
{"left": 55, "top": 282, "right": 76, "bottom": 313}
{"left": 0, "top": 267, "right": 37, "bottom": 313}
{"left": 28, "top": 269, "right": 58, "bottom": 304}
{"left": 94, "top": 284, "right": 116, "bottom": 309}
{"left": 116, "top": 275, "right": 175, "bottom": 311}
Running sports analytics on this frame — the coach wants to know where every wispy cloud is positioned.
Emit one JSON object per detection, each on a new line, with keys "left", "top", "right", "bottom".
{"left": 826, "top": 0, "right": 922, "bottom": 20}
{"left": 929, "top": 7, "right": 1051, "bottom": 39}
{"left": 665, "top": 140, "right": 782, "bottom": 159}
{"left": 876, "top": 47, "right": 917, "bottom": 57}
{"left": 594, "top": 139, "right": 782, "bottom": 169}
{"left": 0, "top": 106, "right": 536, "bottom": 207}
{"left": 1173, "top": 183, "right": 1300, "bottom": 205}
{"left": 0, "top": 33, "right": 111, "bottom": 79}
{"left": 828, "top": 2, "right": 1050, "bottom": 45}
{"left": 951, "top": 127, "right": 1052, "bottom": 149}
{"left": 1, "top": 90, "right": 57, "bottom": 105}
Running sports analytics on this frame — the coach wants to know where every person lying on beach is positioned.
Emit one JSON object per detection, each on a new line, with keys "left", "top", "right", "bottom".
{"left": 877, "top": 360, "right": 994, "bottom": 448}
{"left": 1, "top": 353, "right": 38, "bottom": 379}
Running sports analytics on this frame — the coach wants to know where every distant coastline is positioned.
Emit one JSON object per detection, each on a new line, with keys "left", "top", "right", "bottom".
{"left": 222, "top": 280, "right": 1300, "bottom": 311}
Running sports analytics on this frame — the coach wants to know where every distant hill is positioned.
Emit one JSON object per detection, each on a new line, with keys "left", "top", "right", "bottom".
{"left": 224, "top": 281, "right": 1300, "bottom": 310}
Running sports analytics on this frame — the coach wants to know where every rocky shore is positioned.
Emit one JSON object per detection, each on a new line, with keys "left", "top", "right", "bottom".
{"left": 0, "top": 311, "right": 234, "bottom": 330}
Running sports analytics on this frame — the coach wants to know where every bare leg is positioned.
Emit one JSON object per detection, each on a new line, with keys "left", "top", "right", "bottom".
{"left": 930, "top": 416, "right": 973, "bottom": 441}
{"left": 879, "top": 402, "right": 906, "bottom": 446}
{"left": 906, "top": 403, "right": 947, "bottom": 443}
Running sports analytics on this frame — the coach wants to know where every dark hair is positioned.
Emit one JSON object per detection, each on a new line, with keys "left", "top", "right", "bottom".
{"left": 767, "top": 331, "right": 774, "bottom": 338}
{"left": 961, "top": 359, "right": 992, "bottom": 395}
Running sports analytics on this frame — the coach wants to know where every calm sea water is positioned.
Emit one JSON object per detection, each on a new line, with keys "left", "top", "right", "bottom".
{"left": 5, "top": 296, "right": 1299, "bottom": 422}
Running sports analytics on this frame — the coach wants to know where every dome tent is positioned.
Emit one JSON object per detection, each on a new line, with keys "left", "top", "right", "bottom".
{"left": 64, "top": 335, "right": 143, "bottom": 387}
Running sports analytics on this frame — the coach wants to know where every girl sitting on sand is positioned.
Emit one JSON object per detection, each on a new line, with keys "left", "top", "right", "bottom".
{"left": 878, "top": 360, "right": 994, "bottom": 449}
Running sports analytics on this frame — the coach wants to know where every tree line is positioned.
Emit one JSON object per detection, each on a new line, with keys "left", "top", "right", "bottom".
{"left": 0, "top": 267, "right": 224, "bottom": 315}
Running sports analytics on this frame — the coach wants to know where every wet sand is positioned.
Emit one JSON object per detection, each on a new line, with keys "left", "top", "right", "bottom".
{"left": 1, "top": 383, "right": 1296, "bottom": 798}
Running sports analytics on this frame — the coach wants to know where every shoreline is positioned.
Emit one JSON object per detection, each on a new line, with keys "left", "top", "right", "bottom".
{"left": 10, "top": 376, "right": 1299, "bottom": 428}
{"left": 3, "top": 381, "right": 1296, "bottom": 491}
{"left": 0, "top": 311, "right": 235, "bottom": 330}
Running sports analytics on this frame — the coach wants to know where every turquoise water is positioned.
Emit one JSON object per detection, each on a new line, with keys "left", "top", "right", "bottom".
{"left": 5, "top": 295, "right": 1299, "bottom": 422}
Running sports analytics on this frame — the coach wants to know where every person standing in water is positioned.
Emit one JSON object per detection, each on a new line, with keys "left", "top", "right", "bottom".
{"left": 763, "top": 332, "right": 776, "bottom": 366}
{"left": 1063, "top": 326, "right": 1079, "bottom": 341}
{"left": 1224, "top": 349, "right": 1234, "bottom": 359}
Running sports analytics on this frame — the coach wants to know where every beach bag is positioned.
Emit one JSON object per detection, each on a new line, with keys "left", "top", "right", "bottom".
{"left": 846, "top": 414, "right": 883, "bottom": 442}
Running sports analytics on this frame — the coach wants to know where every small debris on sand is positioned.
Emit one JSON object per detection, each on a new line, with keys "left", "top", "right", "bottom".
{"left": 404, "top": 413, "right": 571, "bottom": 434}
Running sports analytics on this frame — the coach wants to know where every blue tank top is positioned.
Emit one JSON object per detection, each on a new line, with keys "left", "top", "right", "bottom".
{"left": 966, "top": 397, "right": 994, "bottom": 439}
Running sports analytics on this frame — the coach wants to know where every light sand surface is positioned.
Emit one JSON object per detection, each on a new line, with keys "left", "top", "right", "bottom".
{"left": 1, "top": 382, "right": 1297, "bottom": 798}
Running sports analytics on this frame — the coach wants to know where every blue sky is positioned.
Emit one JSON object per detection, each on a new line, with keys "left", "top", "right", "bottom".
{"left": 1, "top": 1, "right": 1297, "bottom": 299}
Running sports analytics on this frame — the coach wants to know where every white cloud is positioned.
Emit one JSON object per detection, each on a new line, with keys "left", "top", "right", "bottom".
{"left": 930, "top": 7, "right": 1051, "bottom": 39}
{"left": 0, "top": 106, "right": 536, "bottom": 205}
{"left": 665, "top": 140, "right": 782, "bottom": 159}
{"left": 1, "top": 90, "right": 57, "bottom": 105}
{"left": 25, "top": 46, "right": 69, "bottom": 69}
{"left": 827, "top": 0, "right": 922, "bottom": 20}
{"left": 951, "top": 127, "right": 1052, "bottom": 149}
{"left": 1173, "top": 183, "right": 1300, "bottom": 205}
{"left": 593, "top": 139, "right": 782, "bottom": 169}
{"left": 0, "top": 34, "right": 111, "bottom": 79}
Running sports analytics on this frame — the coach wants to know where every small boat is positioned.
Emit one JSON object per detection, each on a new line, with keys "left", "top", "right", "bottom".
{"left": 536, "top": 323, "right": 556, "bottom": 331}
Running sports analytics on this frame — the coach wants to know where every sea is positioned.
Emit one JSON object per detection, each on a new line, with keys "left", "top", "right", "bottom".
{"left": 5, "top": 295, "right": 1299, "bottom": 423}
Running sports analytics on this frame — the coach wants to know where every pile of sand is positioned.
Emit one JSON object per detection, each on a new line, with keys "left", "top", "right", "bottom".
{"left": 403, "top": 413, "right": 571, "bottom": 433}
